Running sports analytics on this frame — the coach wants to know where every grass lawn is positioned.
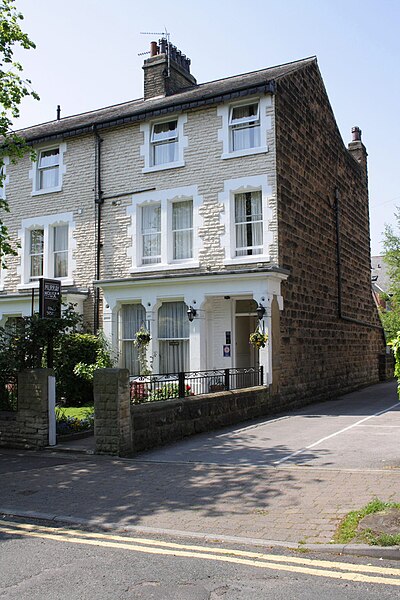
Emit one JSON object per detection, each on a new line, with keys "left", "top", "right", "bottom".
{"left": 56, "top": 406, "right": 94, "bottom": 419}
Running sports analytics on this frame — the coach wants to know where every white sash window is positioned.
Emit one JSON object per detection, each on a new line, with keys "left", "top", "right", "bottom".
{"left": 158, "top": 301, "right": 189, "bottom": 373}
{"left": 173, "top": 200, "right": 193, "bottom": 260}
{"left": 229, "top": 103, "right": 260, "bottom": 152}
{"left": 142, "top": 204, "right": 161, "bottom": 264}
{"left": 29, "top": 229, "right": 44, "bottom": 280}
{"left": 234, "top": 191, "right": 263, "bottom": 256}
{"left": 151, "top": 120, "right": 178, "bottom": 166}
{"left": 120, "top": 304, "right": 146, "bottom": 375}
{"left": 53, "top": 225, "right": 68, "bottom": 278}
{"left": 37, "top": 148, "right": 60, "bottom": 190}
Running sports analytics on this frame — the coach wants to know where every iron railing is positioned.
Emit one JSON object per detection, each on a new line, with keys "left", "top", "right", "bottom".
{"left": 0, "top": 376, "right": 18, "bottom": 412}
{"left": 130, "top": 366, "right": 263, "bottom": 404}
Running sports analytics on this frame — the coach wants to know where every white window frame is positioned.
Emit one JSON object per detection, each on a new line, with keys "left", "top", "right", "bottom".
{"left": 29, "top": 142, "right": 67, "bottom": 196}
{"left": 140, "top": 114, "right": 188, "bottom": 173}
{"left": 217, "top": 96, "right": 271, "bottom": 160}
{"left": 219, "top": 175, "right": 273, "bottom": 265}
{"left": 127, "top": 185, "right": 203, "bottom": 272}
{"left": 0, "top": 157, "right": 9, "bottom": 201}
{"left": 17, "top": 212, "right": 76, "bottom": 288}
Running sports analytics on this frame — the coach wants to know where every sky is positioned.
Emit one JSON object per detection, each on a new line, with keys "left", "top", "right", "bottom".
{"left": 11, "top": 0, "right": 400, "bottom": 256}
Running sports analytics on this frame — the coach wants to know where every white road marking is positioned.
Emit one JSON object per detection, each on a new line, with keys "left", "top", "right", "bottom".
{"left": 273, "top": 402, "right": 400, "bottom": 465}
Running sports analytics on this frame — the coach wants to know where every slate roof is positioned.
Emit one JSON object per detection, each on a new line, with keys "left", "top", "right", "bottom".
{"left": 16, "top": 56, "right": 316, "bottom": 144}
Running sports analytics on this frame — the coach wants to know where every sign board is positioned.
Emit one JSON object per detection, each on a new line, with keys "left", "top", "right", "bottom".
{"left": 39, "top": 278, "right": 62, "bottom": 319}
{"left": 223, "top": 344, "right": 231, "bottom": 357}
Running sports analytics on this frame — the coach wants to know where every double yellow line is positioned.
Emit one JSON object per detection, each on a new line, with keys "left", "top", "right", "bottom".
{"left": 1, "top": 521, "right": 400, "bottom": 586}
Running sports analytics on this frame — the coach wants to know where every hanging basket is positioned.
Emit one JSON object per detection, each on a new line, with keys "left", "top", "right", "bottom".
{"left": 134, "top": 327, "right": 151, "bottom": 346}
{"left": 249, "top": 328, "right": 268, "bottom": 349}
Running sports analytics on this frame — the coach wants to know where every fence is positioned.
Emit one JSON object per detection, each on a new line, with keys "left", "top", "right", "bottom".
{"left": 130, "top": 367, "right": 264, "bottom": 404}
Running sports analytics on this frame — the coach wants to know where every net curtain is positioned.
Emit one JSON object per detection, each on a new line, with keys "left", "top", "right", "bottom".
{"left": 158, "top": 301, "right": 189, "bottom": 373}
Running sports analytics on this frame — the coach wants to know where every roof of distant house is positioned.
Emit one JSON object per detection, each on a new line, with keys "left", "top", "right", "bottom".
{"left": 371, "top": 255, "right": 392, "bottom": 294}
{"left": 15, "top": 56, "right": 316, "bottom": 144}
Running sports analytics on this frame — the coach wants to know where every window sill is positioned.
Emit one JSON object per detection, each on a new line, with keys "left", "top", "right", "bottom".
{"left": 221, "top": 146, "right": 268, "bottom": 160}
{"left": 223, "top": 255, "right": 270, "bottom": 266}
{"left": 131, "top": 261, "right": 199, "bottom": 273}
{"left": 142, "top": 161, "right": 185, "bottom": 174}
{"left": 31, "top": 186, "right": 63, "bottom": 196}
{"left": 17, "top": 278, "right": 74, "bottom": 291}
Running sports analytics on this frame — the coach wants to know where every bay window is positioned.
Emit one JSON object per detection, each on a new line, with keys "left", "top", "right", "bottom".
{"left": 120, "top": 304, "right": 146, "bottom": 375}
{"left": 158, "top": 301, "right": 189, "bottom": 373}
{"left": 53, "top": 225, "right": 68, "bottom": 277}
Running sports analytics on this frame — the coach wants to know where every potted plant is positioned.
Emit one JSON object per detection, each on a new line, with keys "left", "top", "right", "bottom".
{"left": 249, "top": 328, "right": 268, "bottom": 349}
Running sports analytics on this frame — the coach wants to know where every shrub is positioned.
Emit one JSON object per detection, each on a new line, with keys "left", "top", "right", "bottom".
{"left": 54, "top": 333, "right": 112, "bottom": 406}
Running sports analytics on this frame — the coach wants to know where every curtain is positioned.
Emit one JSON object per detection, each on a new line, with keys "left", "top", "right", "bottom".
{"left": 121, "top": 304, "right": 146, "bottom": 375}
{"left": 53, "top": 225, "right": 68, "bottom": 277}
{"left": 158, "top": 301, "right": 189, "bottom": 373}
{"left": 142, "top": 204, "right": 161, "bottom": 264}
{"left": 173, "top": 200, "right": 193, "bottom": 260}
{"left": 235, "top": 191, "right": 263, "bottom": 256}
{"left": 30, "top": 229, "right": 44, "bottom": 278}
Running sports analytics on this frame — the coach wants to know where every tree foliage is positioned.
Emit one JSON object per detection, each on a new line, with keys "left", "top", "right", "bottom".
{"left": 380, "top": 210, "right": 400, "bottom": 343}
{"left": 0, "top": 0, "right": 39, "bottom": 261}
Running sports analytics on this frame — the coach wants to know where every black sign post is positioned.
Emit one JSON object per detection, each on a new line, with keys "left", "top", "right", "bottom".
{"left": 39, "top": 278, "right": 62, "bottom": 368}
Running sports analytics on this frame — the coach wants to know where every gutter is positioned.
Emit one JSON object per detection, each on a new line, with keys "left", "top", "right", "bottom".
{"left": 22, "top": 82, "right": 277, "bottom": 146}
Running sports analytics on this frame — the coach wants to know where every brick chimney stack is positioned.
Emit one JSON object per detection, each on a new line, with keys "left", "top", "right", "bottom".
{"left": 348, "top": 126, "right": 368, "bottom": 185}
{"left": 143, "top": 39, "right": 197, "bottom": 100}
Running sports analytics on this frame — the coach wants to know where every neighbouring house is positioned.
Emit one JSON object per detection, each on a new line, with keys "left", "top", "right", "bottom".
{"left": 0, "top": 40, "right": 389, "bottom": 405}
{"left": 371, "top": 255, "right": 391, "bottom": 310}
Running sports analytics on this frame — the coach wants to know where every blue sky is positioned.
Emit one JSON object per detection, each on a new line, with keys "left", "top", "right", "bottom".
{"left": 13, "top": 0, "right": 400, "bottom": 256}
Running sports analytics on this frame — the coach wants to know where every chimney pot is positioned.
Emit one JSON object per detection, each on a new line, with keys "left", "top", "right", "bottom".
{"left": 150, "top": 41, "right": 158, "bottom": 57}
{"left": 352, "top": 126, "right": 362, "bottom": 142}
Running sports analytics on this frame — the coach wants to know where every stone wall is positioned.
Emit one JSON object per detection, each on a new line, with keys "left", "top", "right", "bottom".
{"left": 94, "top": 369, "right": 318, "bottom": 456}
{"left": 274, "top": 61, "right": 389, "bottom": 403}
{"left": 0, "top": 369, "right": 53, "bottom": 449}
{"left": 93, "top": 368, "right": 133, "bottom": 456}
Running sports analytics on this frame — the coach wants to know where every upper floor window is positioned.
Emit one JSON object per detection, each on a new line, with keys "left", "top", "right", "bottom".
{"left": 173, "top": 200, "right": 193, "bottom": 260}
{"left": 140, "top": 115, "right": 187, "bottom": 173}
{"left": 29, "top": 228, "right": 44, "bottom": 280}
{"left": 30, "top": 143, "right": 66, "bottom": 196}
{"left": 234, "top": 191, "right": 263, "bottom": 256}
{"left": 37, "top": 148, "right": 60, "bottom": 190}
{"left": 127, "top": 185, "right": 202, "bottom": 271}
{"left": 0, "top": 158, "right": 9, "bottom": 201}
{"left": 219, "top": 175, "right": 273, "bottom": 265}
{"left": 217, "top": 96, "right": 271, "bottom": 160}
{"left": 142, "top": 204, "right": 161, "bottom": 265}
{"left": 229, "top": 103, "right": 260, "bottom": 152}
{"left": 18, "top": 212, "right": 75, "bottom": 288}
{"left": 53, "top": 225, "right": 68, "bottom": 277}
{"left": 151, "top": 120, "right": 178, "bottom": 166}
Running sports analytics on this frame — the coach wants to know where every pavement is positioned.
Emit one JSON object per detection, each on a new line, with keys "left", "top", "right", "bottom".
{"left": 1, "top": 380, "right": 399, "bottom": 559}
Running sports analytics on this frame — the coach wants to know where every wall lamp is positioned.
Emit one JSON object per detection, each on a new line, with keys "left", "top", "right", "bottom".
{"left": 256, "top": 303, "right": 266, "bottom": 320}
{"left": 187, "top": 306, "right": 197, "bottom": 322}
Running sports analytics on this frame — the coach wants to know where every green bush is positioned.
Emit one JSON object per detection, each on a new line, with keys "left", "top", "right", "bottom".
{"left": 54, "top": 333, "right": 112, "bottom": 406}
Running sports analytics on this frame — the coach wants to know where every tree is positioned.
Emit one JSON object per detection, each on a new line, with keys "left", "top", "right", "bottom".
{"left": 381, "top": 209, "right": 400, "bottom": 342}
{"left": 0, "top": 0, "right": 39, "bottom": 263}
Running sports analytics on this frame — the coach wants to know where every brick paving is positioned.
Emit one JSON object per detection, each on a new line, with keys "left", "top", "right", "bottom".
{"left": 0, "top": 450, "right": 399, "bottom": 544}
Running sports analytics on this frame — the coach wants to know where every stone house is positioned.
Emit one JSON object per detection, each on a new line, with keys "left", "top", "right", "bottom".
{"left": 0, "top": 40, "right": 388, "bottom": 404}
